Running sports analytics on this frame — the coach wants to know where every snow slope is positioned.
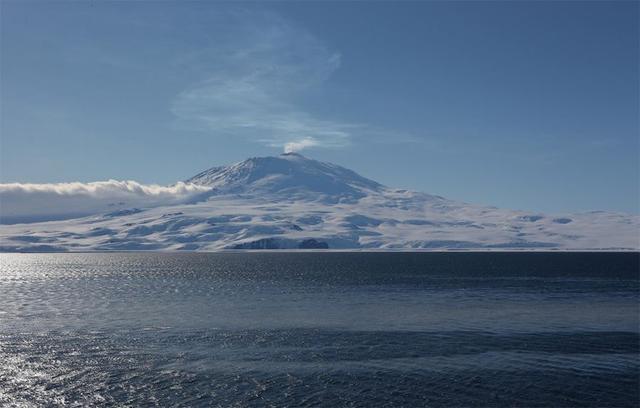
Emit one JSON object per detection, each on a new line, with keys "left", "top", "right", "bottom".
{"left": 1, "top": 153, "right": 638, "bottom": 251}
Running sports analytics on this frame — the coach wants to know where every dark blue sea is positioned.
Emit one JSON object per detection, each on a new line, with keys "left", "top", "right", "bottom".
{"left": 0, "top": 252, "right": 638, "bottom": 407}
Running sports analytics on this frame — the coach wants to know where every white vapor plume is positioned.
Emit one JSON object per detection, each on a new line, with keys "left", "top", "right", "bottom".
{"left": 0, "top": 180, "right": 211, "bottom": 223}
{"left": 284, "top": 138, "right": 319, "bottom": 153}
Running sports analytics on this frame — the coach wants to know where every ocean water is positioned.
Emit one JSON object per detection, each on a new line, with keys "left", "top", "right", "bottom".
{"left": 0, "top": 252, "right": 638, "bottom": 407}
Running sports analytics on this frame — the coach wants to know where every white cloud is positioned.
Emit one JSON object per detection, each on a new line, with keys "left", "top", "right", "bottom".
{"left": 0, "top": 180, "right": 210, "bottom": 223}
{"left": 170, "top": 10, "right": 354, "bottom": 152}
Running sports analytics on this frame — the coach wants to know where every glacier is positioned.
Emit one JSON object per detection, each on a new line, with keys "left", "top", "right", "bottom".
{"left": 1, "top": 153, "right": 638, "bottom": 251}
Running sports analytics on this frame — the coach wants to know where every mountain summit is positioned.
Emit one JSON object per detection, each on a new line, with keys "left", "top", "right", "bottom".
{"left": 186, "top": 153, "right": 383, "bottom": 203}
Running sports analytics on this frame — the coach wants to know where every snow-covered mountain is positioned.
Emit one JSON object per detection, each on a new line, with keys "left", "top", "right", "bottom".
{"left": 186, "top": 152, "right": 383, "bottom": 203}
{"left": 1, "top": 153, "right": 638, "bottom": 251}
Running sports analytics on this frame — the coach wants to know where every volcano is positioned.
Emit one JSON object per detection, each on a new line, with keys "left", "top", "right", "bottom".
{"left": 1, "top": 153, "right": 638, "bottom": 251}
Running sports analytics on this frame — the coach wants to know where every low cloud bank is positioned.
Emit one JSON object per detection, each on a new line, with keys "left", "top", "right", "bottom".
{"left": 0, "top": 180, "right": 211, "bottom": 224}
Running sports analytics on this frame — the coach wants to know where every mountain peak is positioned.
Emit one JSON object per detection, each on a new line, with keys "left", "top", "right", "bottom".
{"left": 187, "top": 154, "right": 382, "bottom": 202}
{"left": 280, "top": 152, "right": 304, "bottom": 157}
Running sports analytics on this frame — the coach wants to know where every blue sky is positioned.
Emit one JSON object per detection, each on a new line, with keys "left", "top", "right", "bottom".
{"left": 1, "top": 1, "right": 638, "bottom": 213}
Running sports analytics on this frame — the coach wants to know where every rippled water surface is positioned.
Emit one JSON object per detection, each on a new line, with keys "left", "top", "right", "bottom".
{"left": 0, "top": 252, "right": 638, "bottom": 407}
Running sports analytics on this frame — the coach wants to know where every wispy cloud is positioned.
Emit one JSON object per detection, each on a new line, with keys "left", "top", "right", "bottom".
{"left": 0, "top": 181, "right": 210, "bottom": 223}
{"left": 170, "top": 10, "right": 355, "bottom": 153}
